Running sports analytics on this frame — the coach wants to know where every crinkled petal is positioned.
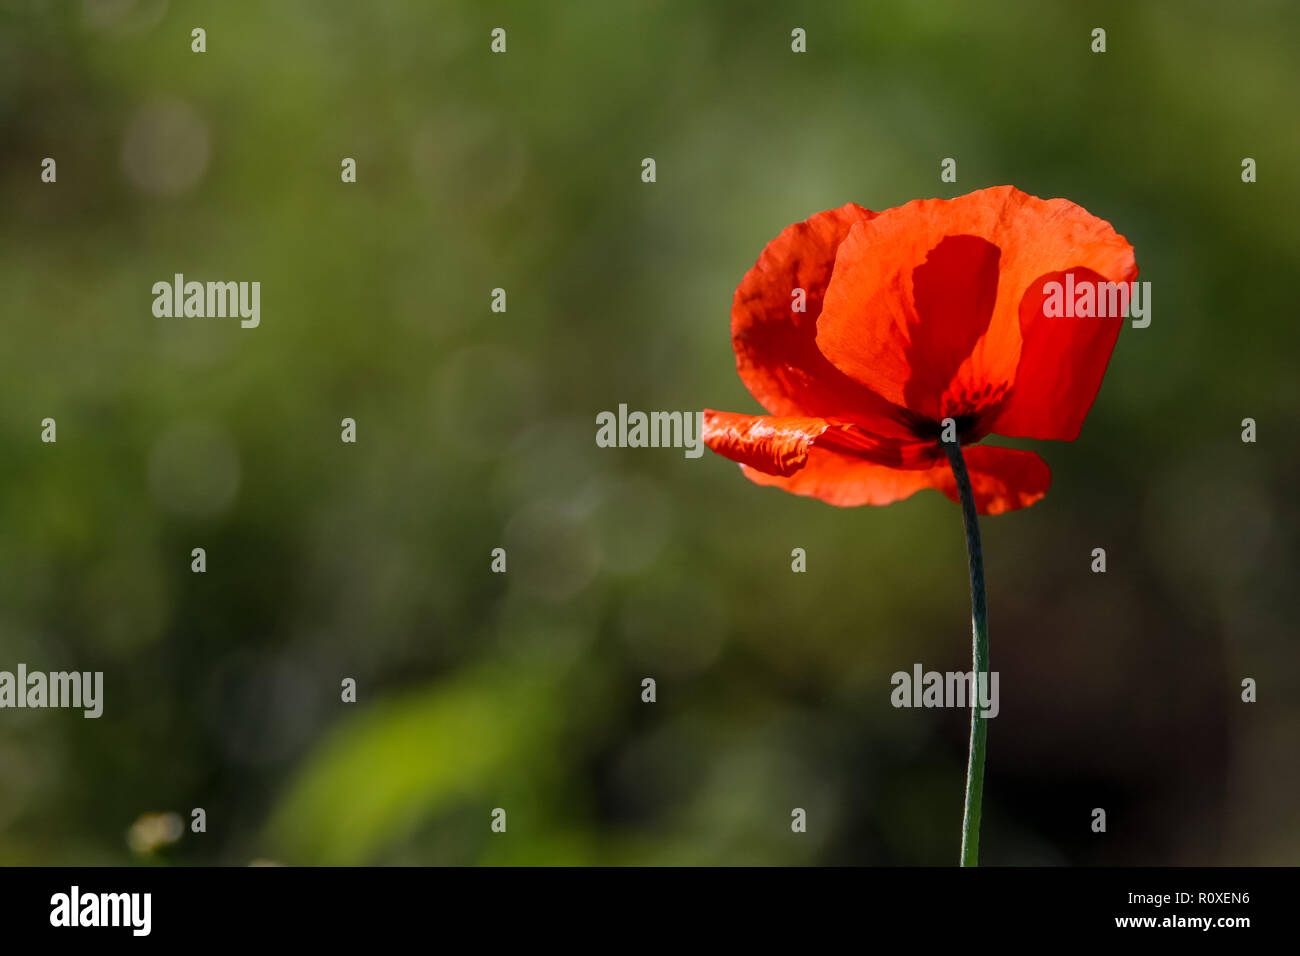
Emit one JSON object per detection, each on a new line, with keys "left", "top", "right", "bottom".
{"left": 702, "top": 410, "right": 937, "bottom": 477}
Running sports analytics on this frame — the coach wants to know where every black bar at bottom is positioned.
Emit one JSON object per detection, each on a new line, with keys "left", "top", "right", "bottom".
{"left": 0, "top": 865, "right": 1288, "bottom": 942}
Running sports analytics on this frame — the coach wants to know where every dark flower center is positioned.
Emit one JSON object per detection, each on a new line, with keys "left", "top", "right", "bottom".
{"left": 897, "top": 409, "right": 980, "bottom": 442}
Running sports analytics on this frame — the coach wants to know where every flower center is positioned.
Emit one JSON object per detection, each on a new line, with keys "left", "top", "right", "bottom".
{"left": 901, "top": 410, "right": 982, "bottom": 442}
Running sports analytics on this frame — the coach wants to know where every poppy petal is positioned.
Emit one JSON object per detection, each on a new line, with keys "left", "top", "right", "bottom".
{"left": 932, "top": 445, "right": 1052, "bottom": 515}
{"left": 702, "top": 410, "right": 937, "bottom": 477}
{"left": 738, "top": 450, "right": 949, "bottom": 508}
{"left": 736, "top": 441, "right": 1050, "bottom": 515}
{"left": 992, "top": 264, "right": 1138, "bottom": 441}
{"left": 730, "top": 204, "right": 918, "bottom": 440}
{"left": 816, "top": 186, "right": 1137, "bottom": 428}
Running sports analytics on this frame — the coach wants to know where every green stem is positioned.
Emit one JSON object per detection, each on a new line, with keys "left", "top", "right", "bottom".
{"left": 942, "top": 439, "right": 989, "bottom": 868}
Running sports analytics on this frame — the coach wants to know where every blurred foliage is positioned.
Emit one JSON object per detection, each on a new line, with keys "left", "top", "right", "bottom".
{"left": 0, "top": 0, "right": 1297, "bottom": 865}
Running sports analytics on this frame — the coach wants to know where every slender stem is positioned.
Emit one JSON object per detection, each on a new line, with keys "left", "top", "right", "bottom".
{"left": 942, "top": 439, "right": 989, "bottom": 867}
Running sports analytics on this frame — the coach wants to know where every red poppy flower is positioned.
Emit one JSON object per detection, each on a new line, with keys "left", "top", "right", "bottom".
{"left": 703, "top": 185, "right": 1138, "bottom": 514}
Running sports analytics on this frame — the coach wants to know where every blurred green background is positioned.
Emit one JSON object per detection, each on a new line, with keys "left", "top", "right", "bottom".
{"left": 1, "top": 0, "right": 1297, "bottom": 865}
